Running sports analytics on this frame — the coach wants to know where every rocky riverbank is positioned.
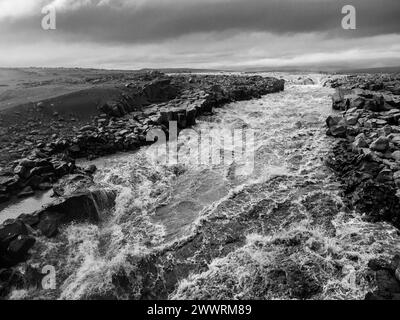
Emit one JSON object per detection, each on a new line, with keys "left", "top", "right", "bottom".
{"left": 0, "top": 72, "right": 284, "bottom": 298}
{"left": 0, "top": 72, "right": 284, "bottom": 203}
{"left": 325, "top": 73, "right": 400, "bottom": 300}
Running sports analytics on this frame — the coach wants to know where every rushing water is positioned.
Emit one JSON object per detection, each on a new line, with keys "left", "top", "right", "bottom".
{"left": 0, "top": 190, "right": 53, "bottom": 224}
{"left": 10, "top": 74, "right": 400, "bottom": 300}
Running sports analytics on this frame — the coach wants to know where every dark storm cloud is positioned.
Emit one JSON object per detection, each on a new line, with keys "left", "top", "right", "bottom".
{"left": 1, "top": 0, "right": 399, "bottom": 69}
{"left": 1, "top": 0, "right": 400, "bottom": 44}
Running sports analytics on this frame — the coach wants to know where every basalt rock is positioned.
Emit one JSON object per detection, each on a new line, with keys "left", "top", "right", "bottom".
{"left": 327, "top": 73, "right": 400, "bottom": 96}
{"left": 326, "top": 74, "right": 400, "bottom": 231}
{"left": 142, "top": 78, "right": 180, "bottom": 103}
{"left": 370, "top": 136, "right": 389, "bottom": 152}
{"left": 0, "top": 264, "right": 46, "bottom": 299}
{"left": 366, "top": 255, "right": 400, "bottom": 300}
{"left": 332, "top": 90, "right": 348, "bottom": 111}
{"left": 0, "top": 220, "right": 33, "bottom": 268}
{"left": 0, "top": 149, "right": 78, "bottom": 201}
{"left": 0, "top": 177, "right": 116, "bottom": 297}
{"left": 0, "top": 268, "right": 25, "bottom": 298}
{"left": 331, "top": 87, "right": 397, "bottom": 113}
{"left": 52, "top": 173, "right": 94, "bottom": 197}
{"left": 38, "top": 193, "right": 103, "bottom": 227}
{"left": 6, "top": 235, "right": 36, "bottom": 263}
{"left": 34, "top": 175, "right": 117, "bottom": 238}
{"left": 0, "top": 173, "right": 117, "bottom": 273}
{"left": 326, "top": 116, "right": 347, "bottom": 138}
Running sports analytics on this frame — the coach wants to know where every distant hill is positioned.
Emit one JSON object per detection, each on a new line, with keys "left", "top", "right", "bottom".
{"left": 336, "top": 66, "right": 400, "bottom": 74}
{"left": 239, "top": 67, "right": 331, "bottom": 74}
{"left": 223, "top": 65, "right": 400, "bottom": 74}
{"left": 138, "top": 68, "right": 222, "bottom": 73}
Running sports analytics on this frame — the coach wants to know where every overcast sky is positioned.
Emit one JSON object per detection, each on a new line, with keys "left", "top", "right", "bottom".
{"left": 0, "top": 0, "right": 399, "bottom": 70}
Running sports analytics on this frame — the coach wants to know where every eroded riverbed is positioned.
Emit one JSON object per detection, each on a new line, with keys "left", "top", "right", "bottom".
{"left": 9, "top": 77, "right": 400, "bottom": 300}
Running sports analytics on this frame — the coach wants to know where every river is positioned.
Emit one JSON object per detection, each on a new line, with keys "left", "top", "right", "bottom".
{"left": 8, "top": 74, "right": 400, "bottom": 300}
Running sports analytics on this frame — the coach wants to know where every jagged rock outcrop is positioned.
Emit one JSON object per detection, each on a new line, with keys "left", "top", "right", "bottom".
{"left": 366, "top": 255, "right": 400, "bottom": 300}
{"left": 142, "top": 78, "right": 180, "bottom": 103}
{"left": 0, "top": 173, "right": 116, "bottom": 272}
{"left": 325, "top": 74, "right": 400, "bottom": 300}
{"left": 0, "top": 220, "right": 35, "bottom": 268}
{"left": 0, "top": 152, "right": 76, "bottom": 203}
{"left": 326, "top": 84, "right": 400, "bottom": 229}
{"left": 0, "top": 169, "right": 116, "bottom": 297}
{"left": 332, "top": 89, "right": 398, "bottom": 112}
{"left": 325, "top": 73, "right": 400, "bottom": 94}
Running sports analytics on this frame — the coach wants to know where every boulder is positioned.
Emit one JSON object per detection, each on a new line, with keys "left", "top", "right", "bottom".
{"left": 0, "top": 221, "right": 30, "bottom": 268}
{"left": 84, "top": 165, "right": 97, "bottom": 175}
{"left": 99, "top": 101, "right": 122, "bottom": 117}
{"left": 382, "top": 125, "right": 392, "bottom": 136}
{"left": 0, "top": 221, "right": 29, "bottom": 248}
{"left": 18, "top": 213, "right": 40, "bottom": 227}
{"left": 36, "top": 192, "right": 107, "bottom": 233}
{"left": 391, "top": 151, "right": 400, "bottom": 161}
{"left": 14, "top": 165, "right": 29, "bottom": 179}
{"left": 29, "top": 165, "right": 53, "bottom": 177}
{"left": 332, "top": 91, "right": 347, "bottom": 111}
{"left": 6, "top": 235, "right": 36, "bottom": 262}
{"left": 186, "top": 106, "right": 197, "bottom": 126}
{"left": 26, "top": 175, "right": 43, "bottom": 189}
{"left": 177, "top": 113, "right": 187, "bottom": 129}
{"left": 353, "top": 133, "right": 369, "bottom": 149}
{"left": 346, "top": 114, "right": 359, "bottom": 126}
{"left": 38, "top": 183, "right": 116, "bottom": 230}
{"left": 326, "top": 116, "right": 347, "bottom": 137}
{"left": 17, "top": 186, "right": 34, "bottom": 198}
{"left": 374, "top": 119, "right": 388, "bottom": 127}
{"left": 142, "top": 78, "right": 179, "bottom": 103}
{"left": 394, "top": 170, "right": 400, "bottom": 184}
{"left": 0, "top": 268, "right": 25, "bottom": 298}
{"left": 364, "top": 96, "right": 391, "bottom": 112}
{"left": 19, "top": 158, "right": 36, "bottom": 169}
{"left": 377, "top": 169, "right": 393, "bottom": 182}
{"left": 37, "top": 215, "right": 59, "bottom": 238}
{"left": 364, "top": 99, "right": 381, "bottom": 112}
{"left": 52, "top": 174, "right": 94, "bottom": 197}
{"left": 349, "top": 96, "right": 365, "bottom": 109}
{"left": 54, "top": 162, "right": 72, "bottom": 177}
{"left": 391, "top": 134, "right": 400, "bottom": 147}
{"left": 69, "top": 145, "right": 80, "bottom": 153}
{"left": 370, "top": 136, "right": 389, "bottom": 152}
{"left": 0, "top": 193, "right": 10, "bottom": 203}
{"left": 0, "top": 175, "right": 19, "bottom": 191}
{"left": 366, "top": 255, "right": 400, "bottom": 300}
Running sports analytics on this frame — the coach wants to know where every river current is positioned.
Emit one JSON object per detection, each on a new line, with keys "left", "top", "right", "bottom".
{"left": 8, "top": 74, "right": 400, "bottom": 300}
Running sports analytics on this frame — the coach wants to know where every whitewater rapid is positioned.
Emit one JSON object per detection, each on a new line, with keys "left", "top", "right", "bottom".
{"left": 11, "top": 74, "right": 400, "bottom": 300}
